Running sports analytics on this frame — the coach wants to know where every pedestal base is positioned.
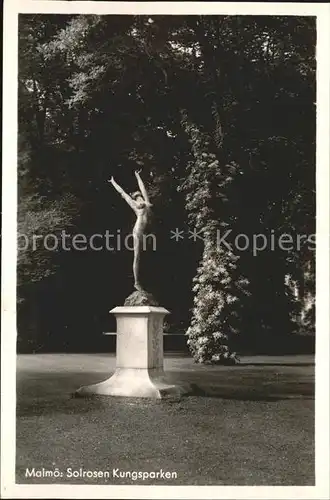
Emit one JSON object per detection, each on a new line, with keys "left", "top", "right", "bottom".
{"left": 76, "top": 368, "right": 190, "bottom": 399}
{"left": 75, "top": 306, "right": 191, "bottom": 399}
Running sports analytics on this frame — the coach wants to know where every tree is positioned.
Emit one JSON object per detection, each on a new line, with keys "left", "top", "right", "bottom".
{"left": 17, "top": 14, "right": 316, "bottom": 353}
{"left": 180, "top": 114, "right": 250, "bottom": 363}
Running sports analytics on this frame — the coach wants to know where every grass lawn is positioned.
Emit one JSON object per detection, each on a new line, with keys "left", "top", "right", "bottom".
{"left": 16, "top": 354, "right": 314, "bottom": 486}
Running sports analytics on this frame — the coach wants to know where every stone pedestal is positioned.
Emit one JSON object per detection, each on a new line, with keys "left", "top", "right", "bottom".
{"left": 76, "top": 306, "right": 190, "bottom": 398}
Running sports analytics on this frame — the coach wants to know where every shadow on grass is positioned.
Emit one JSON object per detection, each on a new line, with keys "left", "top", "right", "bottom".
{"left": 241, "top": 363, "right": 314, "bottom": 367}
{"left": 187, "top": 383, "right": 314, "bottom": 401}
{"left": 16, "top": 364, "right": 314, "bottom": 418}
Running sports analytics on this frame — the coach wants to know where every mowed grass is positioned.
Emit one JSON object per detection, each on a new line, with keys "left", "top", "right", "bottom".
{"left": 16, "top": 354, "right": 314, "bottom": 485}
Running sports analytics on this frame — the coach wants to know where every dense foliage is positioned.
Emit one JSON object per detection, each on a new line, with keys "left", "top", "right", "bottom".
{"left": 18, "top": 15, "right": 315, "bottom": 356}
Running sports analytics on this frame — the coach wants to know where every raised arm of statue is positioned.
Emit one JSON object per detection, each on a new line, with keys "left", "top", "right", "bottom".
{"left": 135, "top": 170, "right": 151, "bottom": 206}
{"left": 108, "top": 177, "right": 137, "bottom": 213}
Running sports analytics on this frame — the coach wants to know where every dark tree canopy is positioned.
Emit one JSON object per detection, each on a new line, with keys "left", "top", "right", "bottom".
{"left": 17, "top": 15, "right": 315, "bottom": 356}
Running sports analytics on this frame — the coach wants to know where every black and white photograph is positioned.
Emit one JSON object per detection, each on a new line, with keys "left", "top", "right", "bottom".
{"left": 1, "top": 1, "right": 329, "bottom": 498}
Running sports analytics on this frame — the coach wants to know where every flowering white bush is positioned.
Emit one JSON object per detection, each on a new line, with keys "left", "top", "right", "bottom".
{"left": 180, "top": 115, "right": 249, "bottom": 364}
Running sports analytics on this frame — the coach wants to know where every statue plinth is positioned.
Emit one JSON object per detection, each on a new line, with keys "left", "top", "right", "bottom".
{"left": 75, "top": 306, "right": 190, "bottom": 398}
{"left": 124, "top": 290, "right": 159, "bottom": 306}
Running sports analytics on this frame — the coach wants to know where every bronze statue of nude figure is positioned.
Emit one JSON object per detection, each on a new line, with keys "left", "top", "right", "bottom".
{"left": 108, "top": 170, "right": 152, "bottom": 293}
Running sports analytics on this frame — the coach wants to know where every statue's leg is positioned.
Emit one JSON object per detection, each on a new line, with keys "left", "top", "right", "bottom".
{"left": 133, "top": 234, "right": 143, "bottom": 291}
